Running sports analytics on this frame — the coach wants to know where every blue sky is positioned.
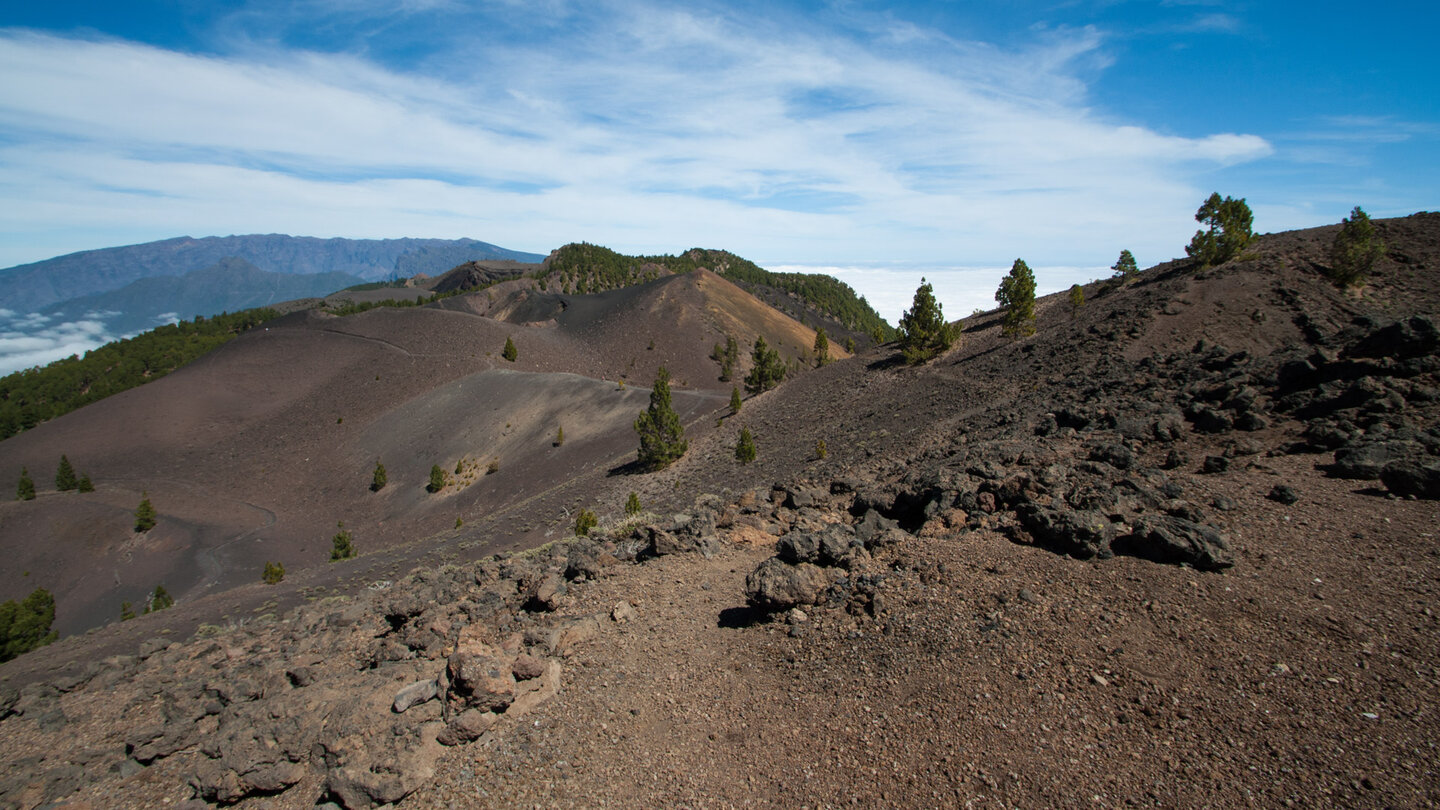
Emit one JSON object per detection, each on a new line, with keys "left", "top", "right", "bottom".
{"left": 1, "top": 0, "right": 1436, "bottom": 326}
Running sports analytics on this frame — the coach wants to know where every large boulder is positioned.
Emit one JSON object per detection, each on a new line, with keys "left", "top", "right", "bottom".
{"left": 1014, "top": 504, "right": 1116, "bottom": 560}
{"left": 1114, "top": 516, "right": 1233, "bottom": 571}
{"left": 1332, "top": 441, "right": 1425, "bottom": 480}
{"left": 1380, "top": 460, "right": 1440, "bottom": 499}
{"left": 744, "top": 559, "right": 830, "bottom": 611}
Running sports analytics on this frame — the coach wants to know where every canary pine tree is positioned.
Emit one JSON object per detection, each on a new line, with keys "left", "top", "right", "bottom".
{"left": 634, "top": 367, "right": 688, "bottom": 469}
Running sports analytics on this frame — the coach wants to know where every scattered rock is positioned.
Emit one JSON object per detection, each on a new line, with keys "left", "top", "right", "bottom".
{"left": 1267, "top": 485, "right": 1299, "bottom": 505}
{"left": 392, "top": 678, "right": 439, "bottom": 714}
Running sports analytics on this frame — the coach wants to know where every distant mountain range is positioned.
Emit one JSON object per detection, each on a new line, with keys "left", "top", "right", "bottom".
{"left": 40, "top": 257, "right": 363, "bottom": 335}
{"left": 0, "top": 234, "right": 545, "bottom": 313}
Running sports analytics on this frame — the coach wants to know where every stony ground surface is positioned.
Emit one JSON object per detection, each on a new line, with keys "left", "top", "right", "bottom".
{"left": 1, "top": 214, "right": 1437, "bottom": 808}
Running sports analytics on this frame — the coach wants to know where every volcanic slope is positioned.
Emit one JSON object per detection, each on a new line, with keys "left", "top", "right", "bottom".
{"left": 0, "top": 269, "right": 837, "bottom": 637}
{"left": 2, "top": 214, "right": 1438, "bottom": 810}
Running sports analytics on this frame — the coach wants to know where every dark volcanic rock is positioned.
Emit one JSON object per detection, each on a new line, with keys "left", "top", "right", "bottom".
{"left": 1380, "top": 460, "right": 1440, "bottom": 499}
{"left": 1014, "top": 504, "right": 1116, "bottom": 560}
{"left": 1114, "top": 516, "right": 1234, "bottom": 571}
{"left": 1332, "top": 441, "right": 1425, "bottom": 480}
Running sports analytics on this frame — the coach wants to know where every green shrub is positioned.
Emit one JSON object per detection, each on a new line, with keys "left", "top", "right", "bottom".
{"left": 16, "top": 468, "right": 34, "bottom": 501}
{"left": 120, "top": 601, "right": 135, "bottom": 621}
{"left": 625, "top": 491, "right": 642, "bottom": 516}
{"left": 555, "top": 426, "right": 565, "bottom": 447}
{"left": 502, "top": 336, "right": 518, "bottom": 362}
{"left": 262, "top": 561, "right": 285, "bottom": 585}
{"left": 427, "top": 465, "right": 446, "bottom": 493}
{"left": 1328, "top": 205, "right": 1385, "bottom": 288}
{"left": 713, "top": 335, "right": 739, "bottom": 381}
{"left": 574, "top": 509, "right": 598, "bottom": 537}
{"left": 134, "top": 493, "right": 157, "bottom": 532}
{"left": 729, "top": 386, "right": 742, "bottom": 415}
{"left": 897, "top": 278, "right": 959, "bottom": 364}
{"left": 1068, "top": 284, "right": 1085, "bottom": 314}
{"left": 78, "top": 474, "right": 94, "bottom": 493}
{"left": 815, "top": 438, "right": 827, "bottom": 460}
{"left": 634, "top": 367, "right": 688, "bottom": 469}
{"left": 0, "top": 588, "right": 58, "bottom": 662}
{"left": 735, "top": 427, "right": 757, "bottom": 464}
{"left": 371, "top": 460, "right": 387, "bottom": 491}
{"left": 330, "top": 521, "right": 356, "bottom": 561}
{"left": 144, "top": 585, "right": 173, "bottom": 613}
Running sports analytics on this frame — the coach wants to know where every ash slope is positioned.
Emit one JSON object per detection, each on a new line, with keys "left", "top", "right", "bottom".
{"left": 1, "top": 214, "right": 1438, "bottom": 809}
{"left": 0, "top": 269, "right": 833, "bottom": 638}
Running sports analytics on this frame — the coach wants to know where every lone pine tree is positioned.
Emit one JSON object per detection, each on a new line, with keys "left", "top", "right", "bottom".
{"left": 735, "top": 426, "right": 757, "bottom": 465}
{"left": 54, "top": 455, "right": 78, "bottom": 492}
{"left": 897, "top": 277, "right": 959, "bottom": 364}
{"left": 134, "top": 493, "right": 157, "bottom": 532}
{"left": 730, "top": 386, "right": 743, "bottom": 415}
{"left": 1186, "top": 192, "right": 1253, "bottom": 267}
{"left": 371, "top": 460, "right": 387, "bottom": 491}
{"left": 996, "top": 259, "right": 1037, "bottom": 338}
{"left": 813, "top": 328, "right": 830, "bottom": 367}
{"left": 1329, "top": 205, "right": 1385, "bottom": 288}
{"left": 1112, "top": 249, "right": 1138, "bottom": 278}
{"left": 502, "top": 336, "right": 518, "bottom": 362}
{"left": 16, "top": 468, "right": 34, "bottom": 501}
{"left": 634, "top": 366, "right": 688, "bottom": 469}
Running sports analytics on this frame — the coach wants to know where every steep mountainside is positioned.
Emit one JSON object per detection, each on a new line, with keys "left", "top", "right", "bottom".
{"left": 0, "top": 235, "right": 544, "bottom": 313}
{"left": 0, "top": 214, "right": 1436, "bottom": 809}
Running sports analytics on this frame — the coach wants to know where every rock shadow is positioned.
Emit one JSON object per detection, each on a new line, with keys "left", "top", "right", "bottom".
{"left": 717, "top": 605, "right": 768, "bottom": 629}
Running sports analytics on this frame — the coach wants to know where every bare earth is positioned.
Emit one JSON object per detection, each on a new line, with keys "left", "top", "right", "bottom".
{"left": 0, "top": 214, "right": 1437, "bottom": 808}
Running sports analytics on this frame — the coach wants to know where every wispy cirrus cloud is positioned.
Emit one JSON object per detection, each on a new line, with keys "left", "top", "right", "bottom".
{"left": 0, "top": 2, "right": 1273, "bottom": 276}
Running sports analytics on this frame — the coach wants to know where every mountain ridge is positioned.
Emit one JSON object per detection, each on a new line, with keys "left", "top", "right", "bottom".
{"left": 0, "top": 235, "right": 545, "bottom": 313}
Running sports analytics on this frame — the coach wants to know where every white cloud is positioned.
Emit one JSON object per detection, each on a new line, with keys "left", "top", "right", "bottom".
{"left": 0, "top": 10, "right": 1274, "bottom": 272}
{"left": 775, "top": 264, "right": 1112, "bottom": 327}
{"left": 0, "top": 313, "right": 116, "bottom": 376}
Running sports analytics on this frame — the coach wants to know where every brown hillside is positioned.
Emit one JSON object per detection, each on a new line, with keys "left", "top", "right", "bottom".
{"left": 1, "top": 214, "right": 1436, "bottom": 809}
{"left": 0, "top": 271, "right": 828, "bottom": 638}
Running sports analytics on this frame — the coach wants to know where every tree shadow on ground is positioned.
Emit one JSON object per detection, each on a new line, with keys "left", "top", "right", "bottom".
{"left": 607, "top": 459, "right": 649, "bottom": 477}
